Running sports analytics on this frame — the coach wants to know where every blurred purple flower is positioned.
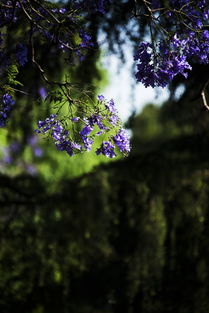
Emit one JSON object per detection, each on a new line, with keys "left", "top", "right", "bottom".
{"left": 38, "top": 87, "right": 47, "bottom": 100}
{"left": 33, "top": 147, "right": 43, "bottom": 157}
{"left": 27, "top": 135, "right": 38, "bottom": 146}
{"left": 26, "top": 164, "right": 37, "bottom": 176}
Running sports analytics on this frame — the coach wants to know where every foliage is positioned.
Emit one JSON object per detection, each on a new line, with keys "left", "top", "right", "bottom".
{"left": 1, "top": 0, "right": 209, "bottom": 160}
{"left": 1, "top": 100, "right": 209, "bottom": 313}
{"left": 0, "top": 0, "right": 131, "bottom": 159}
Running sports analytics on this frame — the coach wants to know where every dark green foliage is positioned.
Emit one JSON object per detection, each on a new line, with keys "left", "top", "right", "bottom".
{"left": 1, "top": 99, "right": 209, "bottom": 312}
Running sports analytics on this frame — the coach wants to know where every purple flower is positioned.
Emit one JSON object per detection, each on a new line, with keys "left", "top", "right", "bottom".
{"left": 109, "top": 114, "right": 119, "bottom": 126}
{"left": 71, "top": 142, "right": 82, "bottom": 150}
{"left": 52, "top": 124, "right": 64, "bottom": 141}
{"left": 81, "top": 136, "right": 93, "bottom": 151}
{"left": 27, "top": 135, "right": 38, "bottom": 146}
{"left": 79, "top": 31, "right": 93, "bottom": 48}
{"left": 55, "top": 138, "right": 81, "bottom": 156}
{"left": 134, "top": 0, "right": 209, "bottom": 87}
{"left": 35, "top": 114, "right": 84, "bottom": 156}
{"left": 59, "top": 8, "right": 66, "bottom": 14}
{"left": 0, "top": 94, "right": 15, "bottom": 127}
{"left": 98, "top": 95, "right": 105, "bottom": 101}
{"left": 10, "top": 142, "right": 21, "bottom": 152}
{"left": 26, "top": 164, "right": 37, "bottom": 176}
{"left": 35, "top": 96, "right": 131, "bottom": 158}
{"left": 105, "top": 99, "right": 117, "bottom": 114}
{"left": 3, "top": 154, "right": 12, "bottom": 164}
{"left": 38, "top": 87, "right": 47, "bottom": 100}
{"left": 96, "top": 141, "right": 116, "bottom": 158}
{"left": 113, "top": 129, "right": 131, "bottom": 154}
{"left": 88, "top": 114, "right": 104, "bottom": 129}
{"left": 80, "top": 125, "right": 93, "bottom": 136}
{"left": 36, "top": 114, "right": 57, "bottom": 133}
{"left": 96, "top": 130, "right": 104, "bottom": 136}
{"left": 33, "top": 147, "right": 43, "bottom": 157}
{"left": 3, "top": 94, "right": 15, "bottom": 106}
{"left": 71, "top": 117, "right": 79, "bottom": 122}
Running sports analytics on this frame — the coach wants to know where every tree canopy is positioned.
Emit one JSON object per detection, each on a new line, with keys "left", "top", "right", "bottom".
{"left": 1, "top": 2, "right": 209, "bottom": 313}
{"left": 1, "top": 0, "right": 209, "bottom": 161}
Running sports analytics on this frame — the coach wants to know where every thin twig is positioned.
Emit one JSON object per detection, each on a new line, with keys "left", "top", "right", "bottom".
{"left": 201, "top": 79, "right": 209, "bottom": 110}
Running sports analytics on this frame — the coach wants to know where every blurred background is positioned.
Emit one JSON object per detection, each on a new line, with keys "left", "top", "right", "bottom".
{"left": 1, "top": 1, "right": 209, "bottom": 313}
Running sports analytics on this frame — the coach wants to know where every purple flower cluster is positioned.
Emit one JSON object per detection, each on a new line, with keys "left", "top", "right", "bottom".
{"left": 1, "top": 135, "right": 42, "bottom": 169}
{"left": 35, "top": 114, "right": 82, "bottom": 157}
{"left": 0, "top": 0, "right": 98, "bottom": 92}
{"left": 0, "top": 1, "right": 131, "bottom": 160}
{"left": 0, "top": 136, "right": 42, "bottom": 175}
{"left": 135, "top": 0, "right": 209, "bottom": 87}
{"left": 1, "top": 2, "right": 129, "bottom": 159}
{"left": 27, "top": 135, "right": 43, "bottom": 157}
{"left": 113, "top": 129, "right": 131, "bottom": 154}
{"left": 134, "top": 41, "right": 192, "bottom": 87}
{"left": 0, "top": 1, "right": 18, "bottom": 26}
{"left": 79, "top": 31, "right": 94, "bottom": 49}
{"left": 1, "top": 141, "right": 21, "bottom": 164}
{"left": 96, "top": 127, "right": 131, "bottom": 158}
{"left": 35, "top": 96, "right": 131, "bottom": 158}
{"left": 96, "top": 141, "right": 116, "bottom": 158}
{"left": 0, "top": 94, "right": 15, "bottom": 127}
